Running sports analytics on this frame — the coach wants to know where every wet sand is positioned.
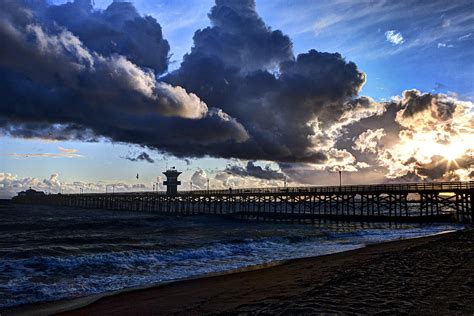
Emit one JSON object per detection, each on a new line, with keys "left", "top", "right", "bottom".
{"left": 6, "top": 228, "right": 474, "bottom": 315}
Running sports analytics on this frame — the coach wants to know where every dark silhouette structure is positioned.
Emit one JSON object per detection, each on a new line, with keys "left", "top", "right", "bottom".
{"left": 163, "top": 167, "right": 181, "bottom": 195}
{"left": 12, "top": 181, "right": 473, "bottom": 223}
{"left": 17, "top": 188, "right": 45, "bottom": 197}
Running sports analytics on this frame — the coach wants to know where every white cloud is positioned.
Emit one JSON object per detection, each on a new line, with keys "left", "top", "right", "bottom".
{"left": 458, "top": 33, "right": 472, "bottom": 41}
{"left": 58, "top": 147, "right": 78, "bottom": 154}
{"left": 441, "top": 18, "right": 451, "bottom": 28}
{"left": 190, "top": 168, "right": 208, "bottom": 190}
{"left": 353, "top": 128, "right": 386, "bottom": 154}
{"left": 312, "top": 15, "right": 343, "bottom": 35}
{"left": 437, "top": 42, "right": 453, "bottom": 48}
{"left": 385, "top": 30, "right": 404, "bottom": 45}
{"left": 356, "top": 161, "right": 371, "bottom": 169}
{"left": 0, "top": 173, "right": 150, "bottom": 198}
{"left": 212, "top": 171, "right": 285, "bottom": 190}
{"left": 4, "top": 147, "right": 83, "bottom": 158}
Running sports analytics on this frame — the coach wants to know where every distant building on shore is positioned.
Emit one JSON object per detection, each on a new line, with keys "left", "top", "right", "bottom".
{"left": 16, "top": 188, "right": 46, "bottom": 197}
{"left": 163, "top": 167, "right": 182, "bottom": 195}
{"left": 12, "top": 188, "right": 46, "bottom": 203}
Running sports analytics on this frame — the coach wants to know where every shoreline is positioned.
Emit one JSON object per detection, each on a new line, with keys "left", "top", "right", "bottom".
{"left": 3, "top": 227, "right": 472, "bottom": 315}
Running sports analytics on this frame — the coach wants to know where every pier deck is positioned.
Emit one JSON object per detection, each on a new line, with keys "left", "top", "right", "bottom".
{"left": 12, "top": 181, "right": 474, "bottom": 223}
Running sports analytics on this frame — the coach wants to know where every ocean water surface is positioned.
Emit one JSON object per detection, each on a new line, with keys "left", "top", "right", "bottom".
{"left": 0, "top": 202, "right": 465, "bottom": 308}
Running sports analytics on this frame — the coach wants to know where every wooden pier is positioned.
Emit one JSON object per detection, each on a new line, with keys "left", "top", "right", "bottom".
{"left": 12, "top": 181, "right": 474, "bottom": 223}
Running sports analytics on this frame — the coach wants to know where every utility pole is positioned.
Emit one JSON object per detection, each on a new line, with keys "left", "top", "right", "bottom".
{"left": 284, "top": 176, "right": 287, "bottom": 188}
{"left": 207, "top": 178, "right": 210, "bottom": 192}
{"left": 339, "top": 170, "right": 342, "bottom": 192}
{"left": 190, "top": 181, "right": 192, "bottom": 191}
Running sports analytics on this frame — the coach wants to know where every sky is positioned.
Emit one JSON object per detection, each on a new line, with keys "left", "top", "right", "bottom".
{"left": 0, "top": 0, "right": 473, "bottom": 198}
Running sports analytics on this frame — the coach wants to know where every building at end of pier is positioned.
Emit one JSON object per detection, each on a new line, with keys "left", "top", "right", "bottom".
{"left": 163, "top": 167, "right": 182, "bottom": 195}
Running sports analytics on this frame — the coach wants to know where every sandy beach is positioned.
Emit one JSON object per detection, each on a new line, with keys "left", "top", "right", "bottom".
{"left": 5, "top": 227, "right": 472, "bottom": 315}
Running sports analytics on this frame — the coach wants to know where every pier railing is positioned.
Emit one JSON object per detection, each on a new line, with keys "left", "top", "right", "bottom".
{"left": 51, "top": 181, "right": 473, "bottom": 197}
{"left": 179, "top": 181, "right": 474, "bottom": 196}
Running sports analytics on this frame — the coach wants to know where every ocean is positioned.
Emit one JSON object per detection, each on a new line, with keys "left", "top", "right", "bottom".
{"left": 0, "top": 202, "right": 465, "bottom": 308}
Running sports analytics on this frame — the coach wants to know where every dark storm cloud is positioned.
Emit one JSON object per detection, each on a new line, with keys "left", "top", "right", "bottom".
{"left": 196, "top": 0, "right": 293, "bottom": 73}
{"left": 225, "top": 161, "right": 285, "bottom": 180}
{"left": 123, "top": 152, "right": 154, "bottom": 163}
{"left": 0, "top": 0, "right": 248, "bottom": 152}
{"left": 398, "top": 90, "right": 457, "bottom": 122}
{"left": 0, "top": 121, "right": 98, "bottom": 142}
{"left": 166, "top": 0, "right": 365, "bottom": 162}
{"left": 45, "top": 0, "right": 170, "bottom": 74}
{"left": 0, "top": 0, "right": 366, "bottom": 163}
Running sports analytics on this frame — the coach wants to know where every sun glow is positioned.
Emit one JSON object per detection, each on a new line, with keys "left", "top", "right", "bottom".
{"left": 379, "top": 129, "right": 473, "bottom": 180}
{"left": 443, "top": 146, "right": 464, "bottom": 162}
{"left": 397, "top": 132, "right": 472, "bottom": 163}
